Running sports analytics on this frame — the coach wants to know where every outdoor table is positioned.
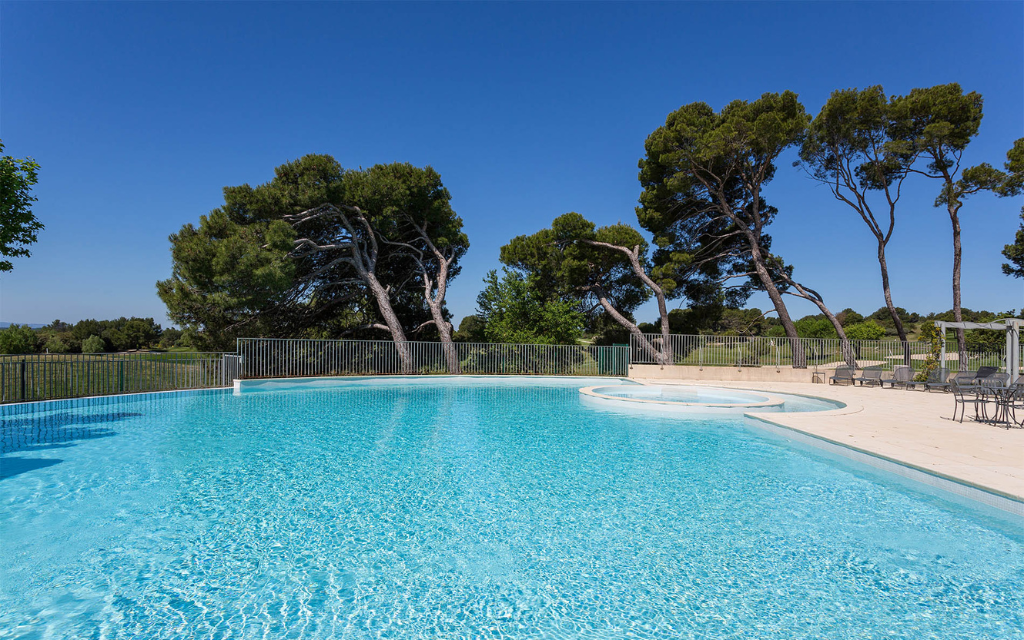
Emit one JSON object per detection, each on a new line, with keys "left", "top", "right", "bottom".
{"left": 966, "top": 383, "right": 1023, "bottom": 427}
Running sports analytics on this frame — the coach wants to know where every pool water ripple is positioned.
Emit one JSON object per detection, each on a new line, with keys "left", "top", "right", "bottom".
{"left": 0, "top": 379, "right": 1022, "bottom": 639}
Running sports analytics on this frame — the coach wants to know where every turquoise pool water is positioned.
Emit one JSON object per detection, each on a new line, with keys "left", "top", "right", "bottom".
{"left": 1, "top": 378, "right": 1022, "bottom": 639}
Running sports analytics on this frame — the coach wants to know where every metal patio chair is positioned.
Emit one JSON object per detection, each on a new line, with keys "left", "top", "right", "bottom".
{"left": 949, "top": 379, "right": 979, "bottom": 423}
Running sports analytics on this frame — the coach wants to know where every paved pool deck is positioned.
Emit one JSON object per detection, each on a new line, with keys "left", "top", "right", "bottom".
{"left": 632, "top": 378, "right": 1024, "bottom": 504}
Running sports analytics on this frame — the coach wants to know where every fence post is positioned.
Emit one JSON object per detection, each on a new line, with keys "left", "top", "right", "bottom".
{"left": 118, "top": 359, "right": 124, "bottom": 393}
{"left": 20, "top": 359, "right": 26, "bottom": 400}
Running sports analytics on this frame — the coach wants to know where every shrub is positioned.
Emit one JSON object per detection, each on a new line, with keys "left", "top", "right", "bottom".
{"left": 845, "top": 321, "right": 887, "bottom": 341}
{"left": 43, "top": 335, "right": 72, "bottom": 353}
{"left": 81, "top": 335, "right": 106, "bottom": 353}
{"left": 0, "top": 324, "right": 38, "bottom": 354}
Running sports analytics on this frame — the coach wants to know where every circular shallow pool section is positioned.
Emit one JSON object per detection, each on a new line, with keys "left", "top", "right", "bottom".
{"left": 585, "top": 384, "right": 781, "bottom": 408}
{"left": 581, "top": 384, "right": 843, "bottom": 413}
{"left": 1, "top": 377, "right": 1020, "bottom": 639}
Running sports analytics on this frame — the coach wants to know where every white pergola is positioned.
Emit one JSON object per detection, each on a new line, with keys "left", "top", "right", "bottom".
{"left": 934, "top": 318, "right": 1022, "bottom": 383}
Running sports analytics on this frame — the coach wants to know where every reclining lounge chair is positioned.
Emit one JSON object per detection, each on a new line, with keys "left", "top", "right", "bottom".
{"left": 907, "top": 367, "right": 950, "bottom": 392}
{"left": 829, "top": 366, "right": 856, "bottom": 386}
{"left": 881, "top": 365, "right": 914, "bottom": 389}
{"left": 854, "top": 368, "right": 884, "bottom": 387}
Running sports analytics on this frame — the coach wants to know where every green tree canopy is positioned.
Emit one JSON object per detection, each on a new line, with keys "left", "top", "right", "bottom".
{"left": 1000, "top": 140, "right": 1024, "bottom": 278}
{"left": 0, "top": 324, "right": 38, "bottom": 354}
{"left": 499, "top": 212, "right": 672, "bottom": 359}
{"left": 0, "top": 141, "right": 43, "bottom": 272}
{"left": 158, "top": 155, "right": 466, "bottom": 361}
{"left": 845, "top": 320, "right": 887, "bottom": 341}
{"left": 81, "top": 335, "right": 106, "bottom": 353}
{"left": 475, "top": 269, "right": 585, "bottom": 345}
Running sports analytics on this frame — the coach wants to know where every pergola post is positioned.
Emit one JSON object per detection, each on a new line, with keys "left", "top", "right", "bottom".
{"left": 1008, "top": 320, "right": 1021, "bottom": 384}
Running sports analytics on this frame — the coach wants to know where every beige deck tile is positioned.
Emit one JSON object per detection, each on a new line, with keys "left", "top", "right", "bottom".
{"left": 632, "top": 377, "right": 1024, "bottom": 501}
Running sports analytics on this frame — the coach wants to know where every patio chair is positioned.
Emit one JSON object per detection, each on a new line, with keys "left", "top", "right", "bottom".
{"left": 1003, "top": 382, "right": 1024, "bottom": 428}
{"left": 973, "top": 366, "right": 999, "bottom": 383}
{"left": 881, "top": 365, "right": 914, "bottom": 389}
{"left": 829, "top": 366, "right": 856, "bottom": 386}
{"left": 909, "top": 367, "right": 951, "bottom": 392}
{"left": 853, "top": 367, "right": 884, "bottom": 387}
{"left": 976, "top": 372, "right": 1009, "bottom": 388}
{"left": 950, "top": 379, "right": 979, "bottom": 423}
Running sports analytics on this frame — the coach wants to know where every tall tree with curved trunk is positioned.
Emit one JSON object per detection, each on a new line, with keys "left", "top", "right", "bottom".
{"left": 160, "top": 156, "right": 458, "bottom": 362}
{"left": 287, "top": 163, "right": 467, "bottom": 374}
{"left": 890, "top": 84, "right": 1009, "bottom": 366}
{"left": 373, "top": 166, "right": 468, "bottom": 373}
{"left": 501, "top": 212, "right": 669, "bottom": 363}
{"left": 639, "top": 92, "right": 812, "bottom": 367}
{"left": 799, "top": 86, "right": 917, "bottom": 359}
{"left": 287, "top": 202, "right": 416, "bottom": 371}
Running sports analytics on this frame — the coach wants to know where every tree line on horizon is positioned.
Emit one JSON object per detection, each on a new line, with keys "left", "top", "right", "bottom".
{"left": 0, "top": 305, "right": 1012, "bottom": 356}
{"left": 0, "top": 317, "right": 179, "bottom": 355}
{"left": 2, "top": 84, "right": 1022, "bottom": 367}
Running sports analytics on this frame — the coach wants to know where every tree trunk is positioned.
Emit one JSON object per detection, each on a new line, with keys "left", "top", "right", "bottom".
{"left": 592, "top": 286, "right": 665, "bottom": 365}
{"left": 781, "top": 275, "right": 855, "bottom": 368}
{"left": 366, "top": 276, "right": 414, "bottom": 374}
{"left": 747, "top": 243, "right": 807, "bottom": 368}
{"left": 426, "top": 300, "right": 460, "bottom": 374}
{"left": 948, "top": 204, "right": 968, "bottom": 370}
{"left": 628, "top": 253, "right": 674, "bottom": 364}
{"left": 650, "top": 282, "right": 674, "bottom": 365}
{"left": 807, "top": 295, "right": 855, "bottom": 368}
{"left": 584, "top": 240, "right": 673, "bottom": 364}
{"left": 875, "top": 242, "right": 911, "bottom": 365}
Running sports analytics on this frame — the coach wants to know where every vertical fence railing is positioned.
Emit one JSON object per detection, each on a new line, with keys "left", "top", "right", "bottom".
{"left": 629, "top": 333, "right": 1007, "bottom": 373}
{"left": 236, "top": 338, "right": 629, "bottom": 379}
{"left": 0, "top": 352, "right": 233, "bottom": 404}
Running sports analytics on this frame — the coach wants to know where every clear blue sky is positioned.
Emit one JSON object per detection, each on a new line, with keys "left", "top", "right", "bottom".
{"left": 1, "top": 1, "right": 1021, "bottom": 328}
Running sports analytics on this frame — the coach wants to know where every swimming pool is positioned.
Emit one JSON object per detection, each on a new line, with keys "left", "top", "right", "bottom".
{"left": 2, "top": 377, "right": 1022, "bottom": 639}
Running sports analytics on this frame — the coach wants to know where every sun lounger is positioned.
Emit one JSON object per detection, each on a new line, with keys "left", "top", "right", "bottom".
{"left": 854, "top": 368, "right": 884, "bottom": 387}
{"left": 970, "top": 364, "right": 995, "bottom": 378}
{"left": 928, "top": 369, "right": 976, "bottom": 393}
{"left": 881, "top": 365, "right": 914, "bottom": 389}
{"left": 829, "top": 366, "right": 856, "bottom": 386}
{"left": 908, "top": 367, "right": 950, "bottom": 391}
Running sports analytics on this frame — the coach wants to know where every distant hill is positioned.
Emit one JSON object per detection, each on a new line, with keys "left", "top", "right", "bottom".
{"left": 0, "top": 322, "right": 46, "bottom": 329}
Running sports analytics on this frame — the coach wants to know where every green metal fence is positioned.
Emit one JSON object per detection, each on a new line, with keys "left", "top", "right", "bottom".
{"left": 236, "top": 338, "right": 628, "bottom": 379}
{"left": 0, "top": 352, "right": 240, "bottom": 404}
{"left": 630, "top": 333, "right": 1007, "bottom": 372}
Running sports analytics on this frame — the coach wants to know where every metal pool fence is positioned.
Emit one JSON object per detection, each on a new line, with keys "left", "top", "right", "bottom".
{"left": 2, "top": 333, "right": 1010, "bottom": 404}
{"left": 236, "top": 338, "right": 628, "bottom": 379}
{"left": 0, "top": 352, "right": 241, "bottom": 404}
{"left": 629, "top": 333, "right": 1007, "bottom": 373}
